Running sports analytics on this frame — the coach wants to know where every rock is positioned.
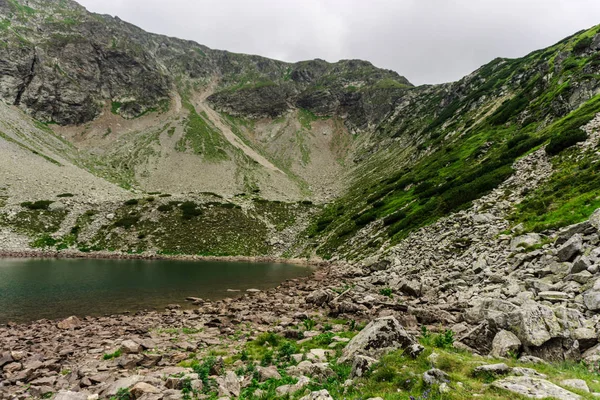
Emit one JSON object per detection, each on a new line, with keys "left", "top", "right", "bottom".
{"left": 102, "top": 375, "right": 143, "bottom": 397}
{"left": 57, "top": 316, "right": 81, "bottom": 329}
{"left": 256, "top": 366, "right": 281, "bottom": 382}
{"left": 299, "top": 390, "right": 334, "bottom": 400}
{"left": 216, "top": 371, "right": 240, "bottom": 397}
{"left": 306, "top": 289, "right": 334, "bottom": 306}
{"left": 571, "top": 256, "right": 592, "bottom": 274}
{"left": 473, "top": 363, "right": 511, "bottom": 376}
{"left": 120, "top": 339, "right": 142, "bottom": 354}
{"left": 528, "top": 338, "right": 581, "bottom": 362}
{"left": 583, "top": 290, "right": 600, "bottom": 311}
{"left": 511, "top": 367, "right": 547, "bottom": 378}
{"left": 560, "top": 379, "right": 589, "bottom": 393}
{"left": 275, "top": 376, "right": 310, "bottom": 396}
{"left": 54, "top": 391, "right": 90, "bottom": 400}
{"left": 398, "top": 279, "right": 421, "bottom": 297}
{"left": 458, "top": 322, "right": 496, "bottom": 354}
{"left": 491, "top": 330, "right": 522, "bottom": 358}
{"left": 422, "top": 368, "right": 449, "bottom": 385}
{"left": 0, "top": 352, "right": 13, "bottom": 368}
{"left": 350, "top": 355, "right": 377, "bottom": 379}
{"left": 506, "top": 301, "right": 561, "bottom": 347}
{"left": 538, "top": 291, "right": 569, "bottom": 301}
{"left": 492, "top": 376, "right": 581, "bottom": 399}
{"left": 288, "top": 361, "right": 335, "bottom": 380}
{"left": 130, "top": 382, "right": 161, "bottom": 399}
{"left": 557, "top": 234, "right": 583, "bottom": 262}
{"left": 511, "top": 233, "right": 542, "bottom": 250}
{"left": 518, "top": 355, "right": 547, "bottom": 364}
{"left": 338, "top": 316, "right": 422, "bottom": 363}
{"left": 589, "top": 208, "right": 600, "bottom": 230}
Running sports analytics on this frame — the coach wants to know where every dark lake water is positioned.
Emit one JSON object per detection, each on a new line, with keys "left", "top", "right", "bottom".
{"left": 0, "top": 258, "right": 313, "bottom": 323}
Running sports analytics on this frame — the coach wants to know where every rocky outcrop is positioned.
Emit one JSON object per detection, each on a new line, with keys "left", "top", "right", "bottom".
{"left": 492, "top": 376, "right": 581, "bottom": 400}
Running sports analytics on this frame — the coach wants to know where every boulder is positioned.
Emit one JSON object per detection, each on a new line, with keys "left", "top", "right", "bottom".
{"left": 130, "top": 382, "right": 161, "bottom": 399}
{"left": 511, "top": 233, "right": 541, "bottom": 250}
{"left": 57, "top": 316, "right": 81, "bottom": 330}
{"left": 589, "top": 208, "right": 600, "bottom": 231}
{"left": 350, "top": 355, "right": 377, "bottom": 379}
{"left": 557, "top": 234, "right": 583, "bottom": 262}
{"left": 216, "top": 371, "right": 240, "bottom": 397}
{"left": 458, "top": 322, "right": 496, "bottom": 354}
{"left": 338, "top": 316, "right": 422, "bottom": 363}
{"left": 490, "top": 330, "right": 522, "bottom": 358}
{"left": 120, "top": 339, "right": 142, "bottom": 354}
{"left": 306, "top": 289, "right": 334, "bottom": 306}
{"left": 102, "top": 375, "right": 143, "bottom": 397}
{"left": 300, "top": 390, "right": 334, "bottom": 400}
{"left": 422, "top": 368, "right": 449, "bottom": 385}
{"left": 583, "top": 290, "right": 600, "bottom": 311}
{"left": 54, "top": 391, "right": 89, "bottom": 400}
{"left": 256, "top": 366, "right": 281, "bottom": 382}
{"left": 275, "top": 376, "right": 310, "bottom": 396}
{"left": 506, "top": 301, "right": 561, "bottom": 347}
{"left": 560, "top": 379, "right": 589, "bottom": 393}
{"left": 492, "top": 376, "right": 581, "bottom": 400}
{"left": 473, "top": 363, "right": 511, "bottom": 376}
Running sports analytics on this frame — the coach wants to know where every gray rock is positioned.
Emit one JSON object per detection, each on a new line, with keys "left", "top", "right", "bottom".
{"left": 350, "top": 355, "right": 377, "bottom": 379}
{"left": 306, "top": 289, "right": 334, "bottom": 306}
{"left": 490, "top": 330, "right": 521, "bottom": 358}
{"left": 57, "top": 316, "right": 81, "bottom": 330}
{"left": 571, "top": 256, "right": 593, "bottom": 274}
{"left": 338, "top": 316, "right": 422, "bottom": 363}
{"left": 256, "top": 366, "right": 281, "bottom": 382}
{"left": 102, "top": 376, "right": 143, "bottom": 397}
{"left": 584, "top": 291, "right": 600, "bottom": 311}
{"left": 130, "top": 382, "right": 161, "bottom": 399}
{"left": 120, "top": 339, "right": 142, "bottom": 354}
{"left": 557, "top": 234, "right": 583, "bottom": 262}
{"left": 54, "top": 391, "right": 89, "bottom": 400}
{"left": 473, "top": 363, "right": 511, "bottom": 376}
{"left": 299, "top": 390, "right": 334, "bottom": 400}
{"left": 538, "top": 291, "right": 569, "bottom": 301}
{"left": 589, "top": 208, "right": 600, "bottom": 231}
{"left": 511, "top": 233, "right": 542, "bottom": 250}
{"left": 560, "top": 379, "right": 589, "bottom": 393}
{"left": 506, "top": 301, "right": 561, "bottom": 347}
{"left": 422, "top": 368, "right": 449, "bottom": 385}
{"left": 492, "top": 376, "right": 581, "bottom": 399}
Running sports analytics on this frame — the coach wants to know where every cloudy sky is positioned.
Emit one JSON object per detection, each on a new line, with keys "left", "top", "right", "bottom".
{"left": 77, "top": 0, "right": 600, "bottom": 85}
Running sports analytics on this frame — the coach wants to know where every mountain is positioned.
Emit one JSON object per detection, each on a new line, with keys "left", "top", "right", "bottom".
{"left": 1, "top": 0, "right": 600, "bottom": 260}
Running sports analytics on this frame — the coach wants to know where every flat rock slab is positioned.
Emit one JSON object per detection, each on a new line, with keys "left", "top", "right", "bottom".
{"left": 492, "top": 376, "right": 581, "bottom": 399}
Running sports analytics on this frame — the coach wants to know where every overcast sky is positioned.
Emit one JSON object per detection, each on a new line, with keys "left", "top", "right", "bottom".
{"left": 77, "top": 0, "right": 600, "bottom": 85}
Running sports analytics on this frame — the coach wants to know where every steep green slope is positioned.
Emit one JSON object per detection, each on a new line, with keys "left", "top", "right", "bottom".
{"left": 302, "top": 25, "right": 600, "bottom": 259}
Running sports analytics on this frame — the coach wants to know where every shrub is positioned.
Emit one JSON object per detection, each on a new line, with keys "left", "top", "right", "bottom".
{"left": 278, "top": 341, "right": 297, "bottom": 361}
{"left": 180, "top": 201, "right": 202, "bottom": 220}
{"left": 124, "top": 199, "right": 139, "bottom": 206}
{"left": 573, "top": 36, "right": 592, "bottom": 53}
{"left": 21, "top": 200, "right": 53, "bottom": 210}
{"left": 31, "top": 234, "right": 57, "bottom": 248}
{"left": 57, "top": 193, "right": 74, "bottom": 198}
{"left": 383, "top": 210, "right": 406, "bottom": 226}
{"left": 157, "top": 204, "right": 172, "bottom": 212}
{"left": 114, "top": 388, "right": 131, "bottom": 400}
{"left": 302, "top": 318, "right": 316, "bottom": 331}
{"left": 546, "top": 129, "right": 588, "bottom": 155}
{"left": 256, "top": 332, "right": 281, "bottom": 347}
{"left": 103, "top": 349, "right": 122, "bottom": 360}
{"left": 114, "top": 215, "right": 140, "bottom": 229}
{"left": 379, "top": 288, "right": 393, "bottom": 297}
{"left": 563, "top": 58, "right": 579, "bottom": 70}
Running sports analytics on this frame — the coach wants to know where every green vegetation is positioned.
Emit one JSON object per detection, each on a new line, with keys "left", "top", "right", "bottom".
{"left": 379, "top": 287, "right": 393, "bottom": 297}
{"left": 114, "top": 215, "right": 140, "bottom": 229}
{"left": 111, "top": 101, "right": 122, "bottom": 115}
{"left": 546, "top": 129, "right": 588, "bottom": 155}
{"left": 21, "top": 200, "right": 53, "bottom": 210}
{"left": 57, "top": 193, "right": 74, "bottom": 198}
{"left": 102, "top": 349, "right": 122, "bottom": 360}
{"left": 176, "top": 102, "right": 229, "bottom": 161}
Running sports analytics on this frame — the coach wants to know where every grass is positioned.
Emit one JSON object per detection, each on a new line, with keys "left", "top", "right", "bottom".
{"left": 176, "top": 102, "right": 229, "bottom": 161}
{"left": 103, "top": 349, "right": 122, "bottom": 360}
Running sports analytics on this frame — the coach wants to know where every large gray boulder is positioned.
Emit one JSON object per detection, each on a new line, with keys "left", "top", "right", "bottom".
{"left": 54, "top": 392, "right": 89, "bottom": 400}
{"left": 300, "top": 390, "right": 334, "bottom": 400}
{"left": 490, "top": 330, "right": 521, "bottom": 358}
{"left": 506, "top": 301, "right": 561, "bottom": 347}
{"left": 511, "top": 233, "right": 542, "bottom": 250}
{"left": 492, "top": 376, "right": 581, "bottom": 399}
{"left": 557, "top": 234, "right": 583, "bottom": 262}
{"left": 338, "top": 316, "right": 422, "bottom": 364}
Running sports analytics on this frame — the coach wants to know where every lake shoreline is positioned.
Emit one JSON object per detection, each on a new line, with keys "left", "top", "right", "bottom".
{"left": 0, "top": 249, "right": 328, "bottom": 267}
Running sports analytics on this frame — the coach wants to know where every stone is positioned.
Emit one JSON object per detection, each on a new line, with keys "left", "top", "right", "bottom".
{"left": 0, "top": 352, "right": 14, "bottom": 368}
{"left": 275, "top": 376, "right": 310, "bottom": 396}
{"left": 398, "top": 279, "right": 421, "bottom": 297}
{"left": 492, "top": 376, "right": 581, "bottom": 399}
{"left": 538, "top": 291, "right": 569, "bottom": 301}
{"left": 256, "top": 366, "right": 281, "bottom": 382}
{"left": 338, "top": 316, "right": 422, "bottom": 363}
{"left": 511, "top": 233, "right": 542, "bottom": 250}
{"left": 288, "top": 361, "right": 335, "bottom": 380}
{"left": 350, "top": 355, "right": 377, "bottom": 379}
{"left": 511, "top": 367, "right": 547, "bottom": 378}
{"left": 422, "top": 368, "right": 449, "bottom": 385}
{"left": 571, "top": 256, "right": 593, "bottom": 274}
{"left": 583, "top": 291, "right": 600, "bottom": 311}
{"left": 54, "top": 391, "right": 89, "bottom": 400}
{"left": 589, "top": 208, "right": 600, "bottom": 231}
{"left": 299, "top": 390, "right": 334, "bottom": 400}
{"left": 557, "top": 234, "right": 583, "bottom": 262}
{"left": 473, "top": 363, "right": 511, "bottom": 376}
{"left": 306, "top": 289, "right": 334, "bottom": 306}
{"left": 102, "top": 375, "right": 143, "bottom": 397}
{"left": 216, "top": 371, "right": 240, "bottom": 398}
{"left": 560, "top": 379, "right": 589, "bottom": 393}
{"left": 506, "top": 300, "right": 561, "bottom": 347}
{"left": 130, "top": 382, "right": 161, "bottom": 399}
{"left": 490, "top": 330, "right": 522, "bottom": 358}
{"left": 57, "top": 316, "right": 81, "bottom": 329}
{"left": 120, "top": 339, "right": 142, "bottom": 354}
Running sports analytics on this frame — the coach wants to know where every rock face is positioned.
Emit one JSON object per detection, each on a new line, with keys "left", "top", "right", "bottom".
{"left": 338, "top": 316, "right": 422, "bottom": 363}
{"left": 491, "top": 330, "right": 522, "bottom": 357}
{"left": 492, "top": 376, "right": 581, "bottom": 400}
